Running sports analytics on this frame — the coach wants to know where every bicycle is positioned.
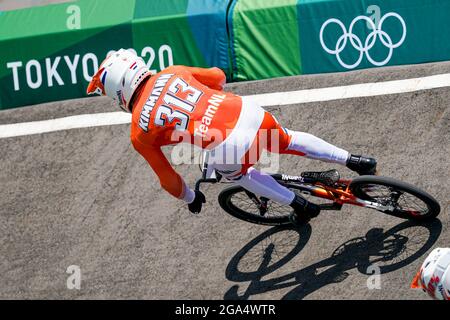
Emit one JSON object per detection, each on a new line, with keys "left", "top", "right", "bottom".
{"left": 194, "top": 153, "right": 441, "bottom": 226}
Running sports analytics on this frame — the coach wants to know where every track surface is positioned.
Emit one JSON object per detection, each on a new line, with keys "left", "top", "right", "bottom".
{"left": 0, "top": 62, "right": 449, "bottom": 299}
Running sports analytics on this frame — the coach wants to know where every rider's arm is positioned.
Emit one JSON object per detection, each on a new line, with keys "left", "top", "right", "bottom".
{"left": 185, "top": 66, "right": 226, "bottom": 91}
{"left": 131, "top": 138, "right": 195, "bottom": 203}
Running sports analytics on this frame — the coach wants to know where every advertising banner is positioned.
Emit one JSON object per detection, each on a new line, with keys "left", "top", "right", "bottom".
{"left": 230, "top": 0, "right": 450, "bottom": 80}
{"left": 0, "top": 0, "right": 232, "bottom": 109}
{"left": 229, "top": 0, "right": 302, "bottom": 81}
{"left": 2, "top": 0, "right": 450, "bottom": 108}
{"left": 299, "top": 0, "right": 450, "bottom": 74}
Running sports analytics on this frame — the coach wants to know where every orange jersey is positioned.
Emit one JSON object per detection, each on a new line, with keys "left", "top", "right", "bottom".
{"left": 130, "top": 66, "right": 243, "bottom": 200}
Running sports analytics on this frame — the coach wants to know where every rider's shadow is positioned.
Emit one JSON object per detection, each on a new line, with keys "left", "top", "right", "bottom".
{"left": 224, "top": 219, "right": 442, "bottom": 300}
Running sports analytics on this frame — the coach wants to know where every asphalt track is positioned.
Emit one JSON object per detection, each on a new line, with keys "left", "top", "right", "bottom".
{"left": 0, "top": 62, "right": 449, "bottom": 299}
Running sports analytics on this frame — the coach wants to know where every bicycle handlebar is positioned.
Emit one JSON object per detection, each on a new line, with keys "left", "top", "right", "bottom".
{"left": 195, "top": 178, "right": 219, "bottom": 192}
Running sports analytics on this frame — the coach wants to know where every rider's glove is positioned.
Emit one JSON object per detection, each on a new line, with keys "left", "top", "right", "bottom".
{"left": 188, "top": 190, "right": 206, "bottom": 214}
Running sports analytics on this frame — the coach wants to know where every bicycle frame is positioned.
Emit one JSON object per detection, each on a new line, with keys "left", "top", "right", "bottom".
{"left": 278, "top": 175, "right": 360, "bottom": 205}
{"left": 274, "top": 174, "right": 395, "bottom": 212}
{"left": 195, "top": 151, "right": 395, "bottom": 213}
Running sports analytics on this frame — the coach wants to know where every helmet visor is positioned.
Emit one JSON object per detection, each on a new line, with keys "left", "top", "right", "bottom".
{"left": 86, "top": 67, "right": 106, "bottom": 95}
{"left": 411, "top": 269, "right": 424, "bottom": 289}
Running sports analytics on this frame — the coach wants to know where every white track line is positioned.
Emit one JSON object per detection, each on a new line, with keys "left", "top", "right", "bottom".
{"left": 249, "top": 73, "right": 450, "bottom": 106}
{"left": 0, "top": 112, "right": 131, "bottom": 138}
{"left": 1, "top": 73, "right": 450, "bottom": 139}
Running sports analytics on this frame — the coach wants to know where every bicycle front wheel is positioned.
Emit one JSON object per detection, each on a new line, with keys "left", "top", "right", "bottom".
{"left": 218, "top": 182, "right": 310, "bottom": 226}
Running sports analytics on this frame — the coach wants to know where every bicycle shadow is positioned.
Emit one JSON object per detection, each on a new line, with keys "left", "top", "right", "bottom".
{"left": 224, "top": 219, "right": 442, "bottom": 300}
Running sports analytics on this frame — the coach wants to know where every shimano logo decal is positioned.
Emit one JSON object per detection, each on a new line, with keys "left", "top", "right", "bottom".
{"left": 281, "top": 174, "right": 303, "bottom": 181}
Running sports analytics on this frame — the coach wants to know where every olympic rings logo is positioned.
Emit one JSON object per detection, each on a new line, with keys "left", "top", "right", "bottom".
{"left": 319, "top": 12, "right": 407, "bottom": 69}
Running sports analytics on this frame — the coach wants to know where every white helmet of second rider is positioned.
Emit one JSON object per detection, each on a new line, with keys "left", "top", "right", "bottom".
{"left": 411, "top": 247, "right": 450, "bottom": 300}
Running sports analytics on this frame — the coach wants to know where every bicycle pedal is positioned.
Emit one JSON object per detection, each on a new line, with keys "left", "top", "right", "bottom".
{"left": 301, "top": 169, "right": 340, "bottom": 186}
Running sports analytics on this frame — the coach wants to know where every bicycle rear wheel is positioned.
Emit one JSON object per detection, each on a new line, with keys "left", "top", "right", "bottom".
{"left": 349, "top": 176, "right": 440, "bottom": 221}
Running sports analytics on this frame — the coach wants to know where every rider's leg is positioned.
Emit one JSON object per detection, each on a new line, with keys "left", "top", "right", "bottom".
{"left": 235, "top": 110, "right": 372, "bottom": 224}
{"left": 209, "top": 101, "right": 368, "bottom": 225}
{"left": 281, "top": 131, "right": 377, "bottom": 175}
{"left": 258, "top": 113, "right": 349, "bottom": 164}
{"left": 233, "top": 167, "right": 295, "bottom": 205}
{"left": 261, "top": 112, "right": 377, "bottom": 175}
{"left": 282, "top": 130, "right": 349, "bottom": 164}
{"left": 209, "top": 124, "right": 320, "bottom": 224}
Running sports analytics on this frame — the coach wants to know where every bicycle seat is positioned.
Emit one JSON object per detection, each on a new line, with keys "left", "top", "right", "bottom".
{"left": 301, "top": 169, "right": 340, "bottom": 186}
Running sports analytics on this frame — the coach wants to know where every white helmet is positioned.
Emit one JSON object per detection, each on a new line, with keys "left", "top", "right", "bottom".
{"left": 87, "top": 49, "right": 151, "bottom": 112}
{"left": 411, "top": 247, "right": 450, "bottom": 300}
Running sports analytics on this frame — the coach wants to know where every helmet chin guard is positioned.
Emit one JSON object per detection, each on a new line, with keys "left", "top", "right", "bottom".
{"left": 87, "top": 49, "right": 151, "bottom": 112}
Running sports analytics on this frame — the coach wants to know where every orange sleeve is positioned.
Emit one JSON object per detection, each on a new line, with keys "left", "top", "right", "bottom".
{"left": 185, "top": 66, "right": 226, "bottom": 91}
{"left": 132, "top": 138, "right": 189, "bottom": 200}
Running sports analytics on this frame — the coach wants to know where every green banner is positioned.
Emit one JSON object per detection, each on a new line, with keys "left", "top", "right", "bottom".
{"left": 229, "top": 0, "right": 450, "bottom": 80}
{"left": 229, "top": 0, "right": 302, "bottom": 81}
{"left": 0, "top": 0, "right": 232, "bottom": 109}
{"left": 2, "top": 0, "right": 450, "bottom": 108}
{"left": 298, "top": 0, "right": 450, "bottom": 74}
